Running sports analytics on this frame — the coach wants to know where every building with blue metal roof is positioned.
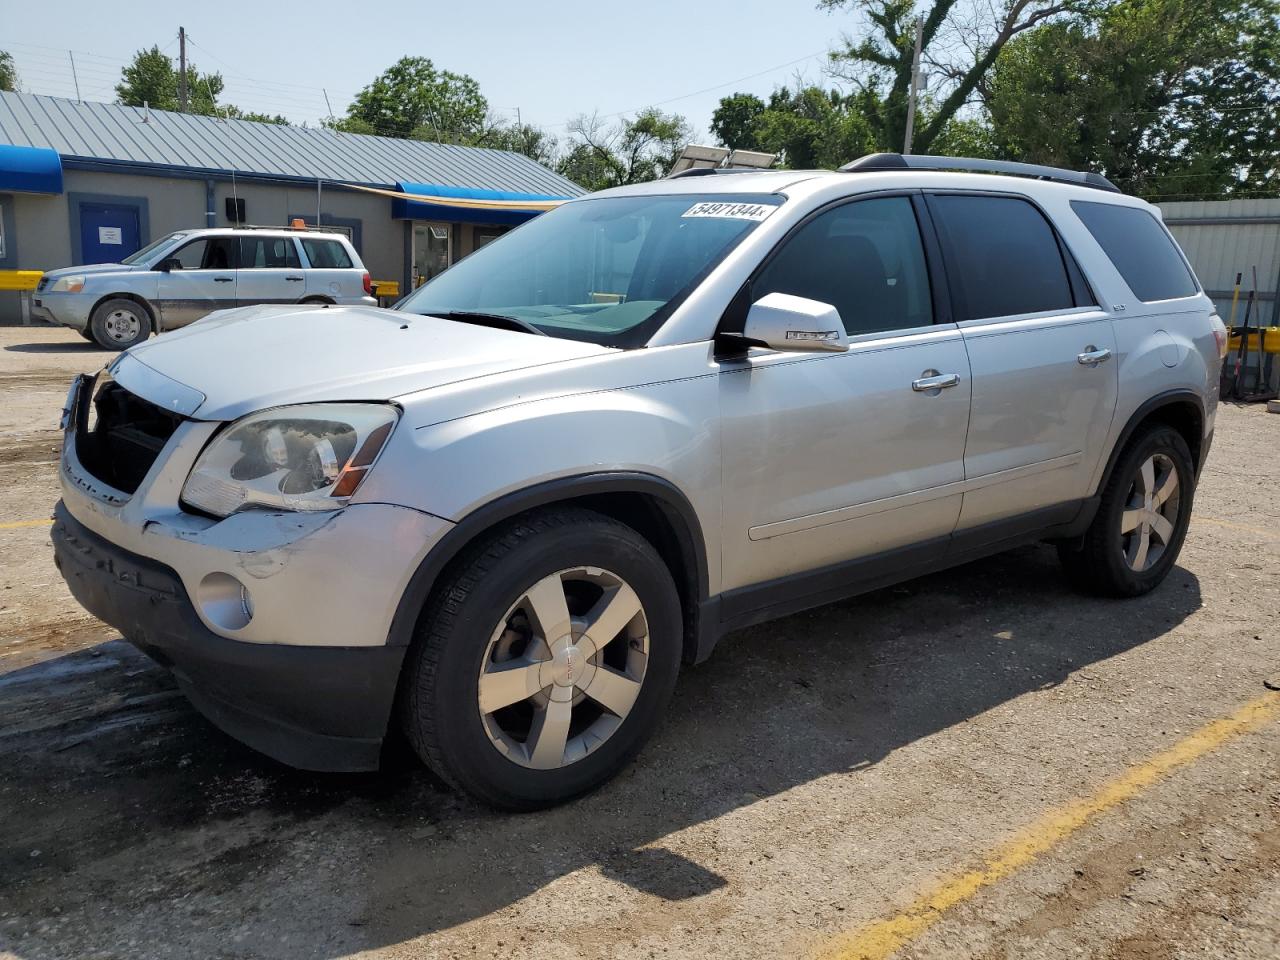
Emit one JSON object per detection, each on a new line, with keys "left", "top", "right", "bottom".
{"left": 0, "top": 91, "right": 584, "bottom": 323}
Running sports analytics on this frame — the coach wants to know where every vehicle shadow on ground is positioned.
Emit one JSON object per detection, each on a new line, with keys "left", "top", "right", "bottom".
{"left": 3, "top": 340, "right": 106, "bottom": 354}
{"left": 0, "top": 544, "right": 1202, "bottom": 958}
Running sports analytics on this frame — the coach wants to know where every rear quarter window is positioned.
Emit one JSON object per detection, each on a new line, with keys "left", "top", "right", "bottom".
{"left": 1071, "top": 201, "right": 1197, "bottom": 302}
{"left": 301, "top": 238, "right": 354, "bottom": 269}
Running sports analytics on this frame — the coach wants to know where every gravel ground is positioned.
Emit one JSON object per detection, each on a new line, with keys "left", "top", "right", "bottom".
{"left": 0, "top": 325, "right": 1276, "bottom": 960}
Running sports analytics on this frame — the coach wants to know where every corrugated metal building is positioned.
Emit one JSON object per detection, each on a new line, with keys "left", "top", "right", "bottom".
{"left": 1159, "top": 198, "right": 1280, "bottom": 328}
{"left": 0, "top": 91, "right": 584, "bottom": 323}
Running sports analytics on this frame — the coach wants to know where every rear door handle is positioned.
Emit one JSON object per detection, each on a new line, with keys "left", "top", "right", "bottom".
{"left": 912, "top": 372, "right": 961, "bottom": 392}
{"left": 285, "top": 276, "right": 304, "bottom": 281}
{"left": 213, "top": 277, "right": 233, "bottom": 283}
{"left": 1077, "top": 346, "right": 1112, "bottom": 365}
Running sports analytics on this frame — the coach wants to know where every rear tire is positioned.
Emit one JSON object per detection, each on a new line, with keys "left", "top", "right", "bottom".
{"left": 1058, "top": 425, "right": 1195, "bottom": 597}
{"left": 399, "top": 507, "right": 682, "bottom": 810}
{"left": 89, "top": 298, "right": 152, "bottom": 351}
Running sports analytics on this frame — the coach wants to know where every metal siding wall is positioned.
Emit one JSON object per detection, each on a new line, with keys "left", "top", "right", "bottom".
{"left": 1160, "top": 199, "right": 1280, "bottom": 324}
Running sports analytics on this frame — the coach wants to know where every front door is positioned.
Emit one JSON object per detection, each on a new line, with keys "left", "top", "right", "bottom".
{"left": 156, "top": 235, "right": 238, "bottom": 328}
{"left": 924, "top": 193, "right": 1119, "bottom": 531}
{"left": 719, "top": 194, "right": 973, "bottom": 599}
{"left": 236, "top": 235, "right": 304, "bottom": 306}
{"left": 412, "top": 222, "right": 452, "bottom": 288}
{"left": 79, "top": 202, "right": 141, "bottom": 264}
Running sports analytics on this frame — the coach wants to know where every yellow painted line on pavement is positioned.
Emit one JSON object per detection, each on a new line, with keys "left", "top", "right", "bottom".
{"left": 817, "top": 692, "right": 1280, "bottom": 960}
{"left": 1194, "top": 516, "right": 1279, "bottom": 539}
{"left": 0, "top": 518, "right": 52, "bottom": 530}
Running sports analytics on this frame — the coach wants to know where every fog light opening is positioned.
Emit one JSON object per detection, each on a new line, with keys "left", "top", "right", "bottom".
{"left": 197, "top": 572, "right": 254, "bottom": 631}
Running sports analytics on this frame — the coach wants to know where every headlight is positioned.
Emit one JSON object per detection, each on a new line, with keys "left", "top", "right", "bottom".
{"left": 50, "top": 275, "right": 86, "bottom": 293}
{"left": 182, "top": 403, "right": 399, "bottom": 518}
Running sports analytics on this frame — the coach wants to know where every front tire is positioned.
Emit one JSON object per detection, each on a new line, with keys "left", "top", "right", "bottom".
{"left": 1058, "top": 424, "right": 1195, "bottom": 596}
{"left": 399, "top": 507, "right": 682, "bottom": 810}
{"left": 89, "top": 298, "right": 152, "bottom": 350}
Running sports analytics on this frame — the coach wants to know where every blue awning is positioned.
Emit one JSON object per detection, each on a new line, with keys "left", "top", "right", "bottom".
{"left": 0, "top": 144, "right": 63, "bottom": 194}
{"left": 391, "top": 181, "right": 570, "bottom": 225}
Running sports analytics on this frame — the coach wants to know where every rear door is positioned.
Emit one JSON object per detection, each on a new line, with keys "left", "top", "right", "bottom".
{"left": 925, "top": 192, "right": 1119, "bottom": 535}
{"left": 299, "top": 236, "right": 358, "bottom": 300}
{"left": 718, "top": 194, "right": 973, "bottom": 599}
{"left": 155, "top": 236, "right": 239, "bottom": 328}
{"left": 236, "top": 235, "right": 305, "bottom": 306}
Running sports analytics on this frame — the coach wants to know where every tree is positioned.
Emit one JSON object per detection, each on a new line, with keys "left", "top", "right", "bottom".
{"left": 711, "top": 86, "right": 875, "bottom": 168}
{"left": 116, "top": 45, "right": 224, "bottom": 114}
{"left": 986, "top": 0, "right": 1280, "bottom": 196}
{"left": 224, "top": 107, "right": 290, "bottom": 125}
{"left": 334, "top": 56, "right": 488, "bottom": 142}
{"left": 0, "top": 51, "right": 17, "bottom": 93}
{"left": 559, "top": 109, "right": 692, "bottom": 190}
{"left": 822, "top": 0, "right": 1075, "bottom": 155}
{"left": 711, "top": 93, "right": 768, "bottom": 151}
{"left": 477, "top": 121, "right": 559, "bottom": 166}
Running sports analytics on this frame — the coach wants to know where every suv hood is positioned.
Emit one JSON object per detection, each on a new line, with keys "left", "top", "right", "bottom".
{"left": 45, "top": 262, "right": 141, "bottom": 279}
{"left": 117, "top": 304, "right": 612, "bottom": 421}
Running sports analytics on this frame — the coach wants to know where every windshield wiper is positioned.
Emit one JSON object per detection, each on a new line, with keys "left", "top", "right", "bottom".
{"left": 428, "top": 311, "right": 548, "bottom": 337}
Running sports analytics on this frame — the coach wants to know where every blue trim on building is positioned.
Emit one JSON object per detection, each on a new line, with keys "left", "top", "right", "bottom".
{"left": 0, "top": 144, "right": 63, "bottom": 194}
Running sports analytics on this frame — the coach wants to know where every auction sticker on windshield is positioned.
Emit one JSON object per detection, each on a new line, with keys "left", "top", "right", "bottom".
{"left": 681, "top": 201, "right": 775, "bottom": 221}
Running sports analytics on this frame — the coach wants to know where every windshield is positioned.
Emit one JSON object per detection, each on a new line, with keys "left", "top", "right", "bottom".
{"left": 397, "top": 193, "right": 783, "bottom": 347}
{"left": 121, "top": 232, "right": 187, "bottom": 265}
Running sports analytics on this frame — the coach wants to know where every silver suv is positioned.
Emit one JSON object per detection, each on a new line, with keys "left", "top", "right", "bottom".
{"left": 51, "top": 155, "right": 1226, "bottom": 809}
{"left": 33, "top": 226, "right": 375, "bottom": 350}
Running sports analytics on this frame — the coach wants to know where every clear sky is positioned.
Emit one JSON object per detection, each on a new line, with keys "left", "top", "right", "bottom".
{"left": 2, "top": 0, "right": 855, "bottom": 143}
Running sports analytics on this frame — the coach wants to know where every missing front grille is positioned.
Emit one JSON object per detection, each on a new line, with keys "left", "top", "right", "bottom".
{"left": 76, "top": 380, "right": 184, "bottom": 494}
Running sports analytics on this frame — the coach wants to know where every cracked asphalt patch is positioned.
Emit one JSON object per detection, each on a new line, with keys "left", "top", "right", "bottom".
{"left": 0, "top": 326, "right": 1276, "bottom": 960}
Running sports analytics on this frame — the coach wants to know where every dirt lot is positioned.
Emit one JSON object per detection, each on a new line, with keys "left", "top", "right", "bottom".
{"left": 1, "top": 325, "right": 1277, "bottom": 960}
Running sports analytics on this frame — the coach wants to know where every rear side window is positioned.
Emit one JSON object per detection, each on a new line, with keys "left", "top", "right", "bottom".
{"left": 240, "top": 236, "right": 301, "bottom": 269}
{"left": 301, "top": 238, "right": 353, "bottom": 269}
{"left": 929, "top": 195, "right": 1075, "bottom": 320}
{"left": 1071, "top": 201, "right": 1197, "bottom": 302}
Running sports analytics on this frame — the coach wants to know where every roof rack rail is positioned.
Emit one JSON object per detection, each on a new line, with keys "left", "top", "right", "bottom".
{"left": 840, "top": 153, "right": 1120, "bottom": 193}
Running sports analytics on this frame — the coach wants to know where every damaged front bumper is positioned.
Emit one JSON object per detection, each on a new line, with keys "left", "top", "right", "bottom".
{"left": 53, "top": 376, "right": 454, "bottom": 770}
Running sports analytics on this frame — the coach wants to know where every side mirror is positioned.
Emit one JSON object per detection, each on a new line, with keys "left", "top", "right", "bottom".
{"left": 740, "top": 292, "right": 849, "bottom": 353}
{"left": 157, "top": 257, "right": 181, "bottom": 272}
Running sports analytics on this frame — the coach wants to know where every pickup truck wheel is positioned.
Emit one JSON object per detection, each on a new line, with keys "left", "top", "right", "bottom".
{"left": 399, "top": 507, "right": 681, "bottom": 810}
{"left": 1058, "top": 425, "right": 1194, "bottom": 597}
{"left": 89, "top": 299, "right": 152, "bottom": 350}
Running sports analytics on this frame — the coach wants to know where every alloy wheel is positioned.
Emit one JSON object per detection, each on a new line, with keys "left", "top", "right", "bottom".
{"left": 477, "top": 566, "right": 649, "bottom": 770}
{"left": 1120, "top": 453, "right": 1181, "bottom": 572}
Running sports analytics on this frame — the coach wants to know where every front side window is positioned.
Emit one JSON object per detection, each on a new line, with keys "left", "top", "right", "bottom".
{"left": 398, "top": 193, "right": 783, "bottom": 347}
{"left": 1072, "top": 201, "right": 1197, "bottom": 302}
{"left": 241, "top": 236, "right": 301, "bottom": 269}
{"left": 930, "top": 195, "right": 1074, "bottom": 320}
{"left": 301, "top": 238, "right": 353, "bottom": 269}
{"left": 752, "top": 195, "right": 934, "bottom": 335}
{"left": 170, "top": 237, "right": 238, "bottom": 270}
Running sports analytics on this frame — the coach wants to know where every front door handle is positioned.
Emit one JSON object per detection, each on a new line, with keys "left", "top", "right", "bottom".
{"left": 213, "top": 277, "right": 233, "bottom": 283}
{"left": 285, "top": 276, "right": 304, "bottom": 281}
{"left": 912, "top": 372, "right": 961, "bottom": 392}
{"left": 1077, "top": 346, "right": 1112, "bottom": 366}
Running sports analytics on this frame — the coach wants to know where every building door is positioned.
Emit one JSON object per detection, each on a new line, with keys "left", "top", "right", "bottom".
{"left": 412, "top": 222, "right": 452, "bottom": 287}
{"left": 79, "top": 202, "right": 141, "bottom": 264}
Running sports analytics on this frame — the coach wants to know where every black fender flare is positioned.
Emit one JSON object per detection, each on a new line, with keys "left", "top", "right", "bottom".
{"left": 384, "top": 472, "right": 712, "bottom": 657}
{"left": 1094, "top": 389, "right": 1206, "bottom": 497}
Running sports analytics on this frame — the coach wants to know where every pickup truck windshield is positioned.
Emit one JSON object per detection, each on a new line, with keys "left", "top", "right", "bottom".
{"left": 398, "top": 193, "right": 783, "bottom": 347}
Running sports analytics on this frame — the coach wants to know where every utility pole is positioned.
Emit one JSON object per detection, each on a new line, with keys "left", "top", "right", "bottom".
{"left": 178, "top": 26, "right": 189, "bottom": 113}
{"left": 903, "top": 16, "right": 923, "bottom": 155}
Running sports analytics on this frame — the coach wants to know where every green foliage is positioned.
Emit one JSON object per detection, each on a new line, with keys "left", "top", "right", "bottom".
{"left": 987, "top": 0, "right": 1280, "bottom": 196}
{"left": 477, "top": 122, "right": 559, "bottom": 166}
{"left": 225, "top": 107, "right": 289, "bottom": 125}
{"left": 559, "top": 109, "right": 692, "bottom": 190}
{"left": 335, "top": 56, "right": 488, "bottom": 142}
{"left": 712, "top": 86, "right": 876, "bottom": 168}
{"left": 116, "top": 46, "right": 224, "bottom": 114}
{"left": 0, "top": 51, "right": 17, "bottom": 93}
